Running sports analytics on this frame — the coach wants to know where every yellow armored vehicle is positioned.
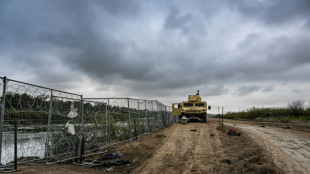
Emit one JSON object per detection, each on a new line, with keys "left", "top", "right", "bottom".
{"left": 172, "top": 90, "right": 211, "bottom": 123}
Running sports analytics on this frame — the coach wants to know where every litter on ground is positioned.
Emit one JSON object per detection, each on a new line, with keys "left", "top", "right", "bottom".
{"left": 99, "top": 153, "right": 123, "bottom": 161}
{"left": 220, "top": 159, "right": 231, "bottom": 164}
{"left": 227, "top": 129, "right": 241, "bottom": 136}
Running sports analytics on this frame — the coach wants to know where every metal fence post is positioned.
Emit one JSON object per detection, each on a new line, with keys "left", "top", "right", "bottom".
{"left": 127, "top": 98, "right": 132, "bottom": 140}
{"left": 14, "top": 119, "right": 17, "bottom": 170}
{"left": 165, "top": 106, "right": 168, "bottom": 125}
{"left": 145, "top": 100, "right": 151, "bottom": 133}
{"left": 156, "top": 101, "right": 161, "bottom": 127}
{"left": 145, "top": 100, "right": 147, "bottom": 117}
{"left": 80, "top": 95, "right": 84, "bottom": 127}
{"left": 137, "top": 100, "right": 140, "bottom": 135}
{"left": 162, "top": 103, "right": 166, "bottom": 127}
{"left": 45, "top": 89, "right": 53, "bottom": 164}
{"left": 0, "top": 76, "right": 7, "bottom": 166}
{"left": 79, "top": 95, "right": 84, "bottom": 160}
{"left": 107, "top": 99, "right": 111, "bottom": 144}
{"left": 152, "top": 101, "right": 155, "bottom": 130}
{"left": 105, "top": 100, "right": 108, "bottom": 151}
{"left": 134, "top": 119, "right": 137, "bottom": 141}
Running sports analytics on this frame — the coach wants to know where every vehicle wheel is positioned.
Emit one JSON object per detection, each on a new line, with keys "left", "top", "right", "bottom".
{"left": 203, "top": 114, "right": 207, "bottom": 123}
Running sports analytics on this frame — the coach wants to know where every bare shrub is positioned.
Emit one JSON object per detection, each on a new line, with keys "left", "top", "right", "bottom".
{"left": 287, "top": 100, "right": 305, "bottom": 116}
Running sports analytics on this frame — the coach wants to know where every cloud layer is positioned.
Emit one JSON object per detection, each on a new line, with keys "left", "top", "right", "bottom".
{"left": 1, "top": 0, "right": 310, "bottom": 112}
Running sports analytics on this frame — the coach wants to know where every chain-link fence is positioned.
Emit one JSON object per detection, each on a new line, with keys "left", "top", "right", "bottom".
{"left": 0, "top": 76, "right": 177, "bottom": 168}
{"left": 0, "top": 77, "right": 51, "bottom": 168}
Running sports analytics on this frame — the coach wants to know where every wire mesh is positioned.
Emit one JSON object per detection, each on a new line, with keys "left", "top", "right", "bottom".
{"left": 82, "top": 99, "right": 107, "bottom": 155}
{"left": 47, "top": 91, "right": 82, "bottom": 163}
{"left": 1, "top": 79, "right": 51, "bottom": 166}
{"left": 0, "top": 77, "right": 3, "bottom": 99}
{"left": 0, "top": 77, "right": 177, "bottom": 166}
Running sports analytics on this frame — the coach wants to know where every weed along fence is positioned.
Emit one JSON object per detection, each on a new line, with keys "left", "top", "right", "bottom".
{"left": 0, "top": 76, "right": 177, "bottom": 171}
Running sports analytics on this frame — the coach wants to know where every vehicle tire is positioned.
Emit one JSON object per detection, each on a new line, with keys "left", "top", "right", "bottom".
{"left": 203, "top": 114, "right": 207, "bottom": 123}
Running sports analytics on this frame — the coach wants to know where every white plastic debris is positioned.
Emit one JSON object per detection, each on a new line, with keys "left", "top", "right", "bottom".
{"left": 67, "top": 103, "right": 78, "bottom": 118}
{"left": 65, "top": 121, "right": 76, "bottom": 135}
{"left": 106, "top": 167, "right": 115, "bottom": 171}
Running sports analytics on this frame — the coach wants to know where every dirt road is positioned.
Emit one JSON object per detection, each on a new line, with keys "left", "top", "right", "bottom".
{"left": 225, "top": 121, "right": 310, "bottom": 174}
{"left": 132, "top": 119, "right": 279, "bottom": 174}
{"left": 133, "top": 121, "right": 226, "bottom": 174}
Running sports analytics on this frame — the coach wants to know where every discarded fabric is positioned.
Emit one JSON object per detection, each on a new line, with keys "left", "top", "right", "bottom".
{"left": 229, "top": 128, "right": 237, "bottom": 132}
{"left": 99, "top": 153, "right": 123, "bottom": 161}
{"left": 220, "top": 159, "right": 231, "bottom": 164}
{"left": 156, "top": 134, "right": 166, "bottom": 138}
{"left": 106, "top": 167, "right": 115, "bottom": 171}
{"left": 65, "top": 121, "right": 75, "bottom": 135}
{"left": 227, "top": 130, "right": 241, "bottom": 136}
{"left": 109, "top": 159, "right": 130, "bottom": 166}
{"left": 92, "top": 159, "right": 130, "bottom": 167}
{"left": 67, "top": 103, "right": 78, "bottom": 118}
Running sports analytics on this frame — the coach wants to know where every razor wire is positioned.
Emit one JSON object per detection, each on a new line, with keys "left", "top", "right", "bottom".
{"left": 81, "top": 99, "right": 108, "bottom": 156}
{"left": 46, "top": 91, "right": 82, "bottom": 163}
{"left": 1, "top": 78, "right": 51, "bottom": 166}
{"left": 0, "top": 77, "right": 177, "bottom": 166}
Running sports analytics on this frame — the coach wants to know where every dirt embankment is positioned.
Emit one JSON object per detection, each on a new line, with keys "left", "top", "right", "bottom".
{"left": 17, "top": 119, "right": 281, "bottom": 174}
{"left": 225, "top": 120, "right": 310, "bottom": 174}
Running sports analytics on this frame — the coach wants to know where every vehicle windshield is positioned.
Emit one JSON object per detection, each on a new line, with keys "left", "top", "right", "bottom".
{"left": 183, "top": 103, "right": 193, "bottom": 107}
{"left": 195, "top": 103, "right": 205, "bottom": 107}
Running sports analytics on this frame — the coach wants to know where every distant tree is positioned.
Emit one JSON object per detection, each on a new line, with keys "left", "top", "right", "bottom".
{"left": 287, "top": 100, "right": 305, "bottom": 116}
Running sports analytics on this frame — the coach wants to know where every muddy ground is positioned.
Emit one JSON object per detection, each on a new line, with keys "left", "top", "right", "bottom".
{"left": 15, "top": 118, "right": 310, "bottom": 174}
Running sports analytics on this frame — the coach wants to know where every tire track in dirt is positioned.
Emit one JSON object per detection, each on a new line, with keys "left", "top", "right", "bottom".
{"left": 225, "top": 122, "right": 310, "bottom": 174}
{"left": 132, "top": 121, "right": 226, "bottom": 174}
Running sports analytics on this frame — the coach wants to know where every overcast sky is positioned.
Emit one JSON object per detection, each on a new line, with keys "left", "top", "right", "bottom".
{"left": 1, "top": 0, "right": 310, "bottom": 113}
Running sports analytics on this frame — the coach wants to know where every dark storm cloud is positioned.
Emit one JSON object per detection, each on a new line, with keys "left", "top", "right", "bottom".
{"left": 0, "top": 0, "right": 142, "bottom": 82}
{"left": 231, "top": 0, "right": 310, "bottom": 26}
{"left": 1, "top": 0, "right": 310, "bottom": 101}
{"left": 235, "top": 86, "right": 261, "bottom": 96}
{"left": 164, "top": 7, "right": 193, "bottom": 34}
{"left": 262, "top": 86, "right": 274, "bottom": 92}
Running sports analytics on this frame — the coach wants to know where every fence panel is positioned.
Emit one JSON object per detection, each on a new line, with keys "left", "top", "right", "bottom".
{"left": 0, "top": 77, "right": 3, "bottom": 166}
{"left": 107, "top": 98, "right": 131, "bottom": 143}
{"left": 135, "top": 100, "right": 145, "bottom": 136}
{"left": 1, "top": 79, "right": 50, "bottom": 166}
{"left": 46, "top": 91, "right": 82, "bottom": 163}
{"left": 82, "top": 99, "right": 108, "bottom": 156}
